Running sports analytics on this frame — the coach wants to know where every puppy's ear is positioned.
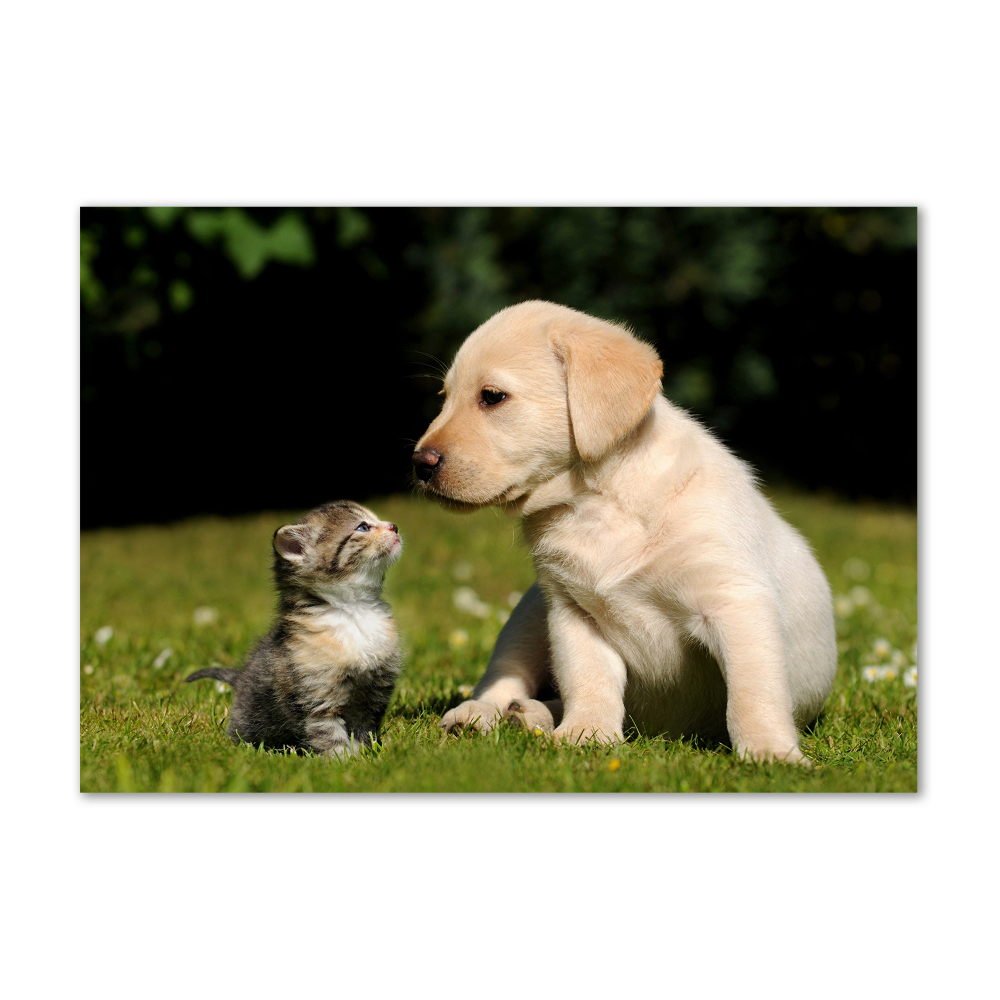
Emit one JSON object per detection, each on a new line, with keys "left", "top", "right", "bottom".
{"left": 550, "top": 320, "right": 663, "bottom": 461}
{"left": 273, "top": 525, "right": 308, "bottom": 562}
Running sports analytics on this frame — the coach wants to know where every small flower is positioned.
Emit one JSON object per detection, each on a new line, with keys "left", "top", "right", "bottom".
{"left": 903, "top": 666, "right": 917, "bottom": 688}
{"left": 152, "top": 648, "right": 173, "bottom": 669}
{"left": 533, "top": 726, "right": 544, "bottom": 736}
{"left": 843, "top": 558, "right": 871, "bottom": 581}
{"left": 215, "top": 681, "right": 227, "bottom": 693}
{"left": 890, "top": 649, "right": 907, "bottom": 669}
{"left": 451, "top": 560, "right": 473, "bottom": 582}
{"left": 850, "top": 586, "right": 872, "bottom": 607}
{"left": 453, "top": 587, "right": 491, "bottom": 618}
{"left": 83, "top": 664, "right": 94, "bottom": 675}
{"left": 872, "top": 638, "right": 891, "bottom": 659}
{"left": 507, "top": 591, "right": 523, "bottom": 609}
{"left": 448, "top": 629, "right": 469, "bottom": 649}
{"left": 193, "top": 606, "right": 218, "bottom": 625}
{"left": 496, "top": 609, "right": 510, "bottom": 625}
{"left": 608, "top": 759, "right": 621, "bottom": 771}
{"left": 834, "top": 595, "right": 854, "bottom": 617}
{"left": 457, "top": 684, "right": 474, "bottom": 697}
{"left": 95, "top": 626, "right": 113, "bottom": 645}
{"left": 864, "top": 665, "right": 897, "bottom": 681}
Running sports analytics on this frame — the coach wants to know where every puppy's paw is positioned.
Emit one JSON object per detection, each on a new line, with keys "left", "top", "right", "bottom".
{"left": 735, "top": 741, "right": 812, "bottom": 768}
{"left": 552, "top": 721, "right": 623, "bottom": 746}
{"left": 503, "top": 698, "right": 560, "bottom": 733}
{"left": 440, "top": 699, "right": 505, "bottom": 734}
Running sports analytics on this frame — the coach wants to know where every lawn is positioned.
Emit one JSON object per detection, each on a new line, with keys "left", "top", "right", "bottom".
{"left": 80, "top": 488, "right": 917, "bottom": 792}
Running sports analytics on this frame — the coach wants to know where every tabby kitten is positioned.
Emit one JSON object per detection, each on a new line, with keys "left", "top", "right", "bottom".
{"left": 186, "top": 501, "right": 402, "bottom": 756}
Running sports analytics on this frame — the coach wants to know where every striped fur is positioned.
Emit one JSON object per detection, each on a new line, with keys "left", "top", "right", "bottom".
{"left": 186, "top": 501, "right": 403, "bottom": 756}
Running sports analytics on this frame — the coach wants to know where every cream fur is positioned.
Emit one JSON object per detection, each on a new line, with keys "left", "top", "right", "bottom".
{"left": 416, "top": 300, "right": 837, "bottom": 764}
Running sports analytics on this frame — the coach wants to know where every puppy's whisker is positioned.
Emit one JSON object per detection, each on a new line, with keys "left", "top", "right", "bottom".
{"left": 403, "top": 351, "right": 449, "bottom": 380}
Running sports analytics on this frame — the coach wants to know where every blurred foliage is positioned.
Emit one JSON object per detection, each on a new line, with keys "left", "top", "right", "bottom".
{"left": 80, "top": 207, "right": 916, "bottom": 526}
{"left": 406, "top": 206, "right": 915, "bottom": 410}
{"left": 180, "top": 209, "right": 314, "bottom": 278}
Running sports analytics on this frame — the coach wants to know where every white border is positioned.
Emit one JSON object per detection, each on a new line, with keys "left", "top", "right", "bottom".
{"left": 2, "top": 0, "right": 993, "bottom": 992}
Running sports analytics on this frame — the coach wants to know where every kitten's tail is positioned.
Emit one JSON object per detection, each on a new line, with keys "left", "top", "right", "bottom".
{"left": 185, "top": 667, "right": 242, "bottom": 687}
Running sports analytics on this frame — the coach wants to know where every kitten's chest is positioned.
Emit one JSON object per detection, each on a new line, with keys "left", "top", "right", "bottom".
{"left": 290, "top": 601, "right": 399, "bottom": 672}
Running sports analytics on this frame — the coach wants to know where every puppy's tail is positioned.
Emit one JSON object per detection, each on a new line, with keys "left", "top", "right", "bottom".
{"left": 185, "top": 667, "right": 242, "bottom": 687}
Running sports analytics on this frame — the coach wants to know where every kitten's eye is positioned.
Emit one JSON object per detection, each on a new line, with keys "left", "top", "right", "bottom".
{"left": 480, "top": 388, "right": 507, "bottom": 407}
{"left": 355, "top": 522, "right": 371, "bottom": 532}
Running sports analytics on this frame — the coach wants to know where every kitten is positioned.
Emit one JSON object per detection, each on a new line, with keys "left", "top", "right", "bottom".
{"left": 186, "top": 501, "right": 403, "bottom": 757}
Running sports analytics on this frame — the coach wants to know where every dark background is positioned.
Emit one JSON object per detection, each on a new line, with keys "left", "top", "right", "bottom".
{"left": 80, "top": 207, "right": 916, "bottom": 529}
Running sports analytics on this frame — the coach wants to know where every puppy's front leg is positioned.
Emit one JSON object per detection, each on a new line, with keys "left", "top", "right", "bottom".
{"left": 699, "top": 589, "right": 809, "bottom": 766}
{"left": 440, "top": 582, "right": 551, "bottom": 734}
{"left": 547, "top": 591, "right": 626, "bottom": 745}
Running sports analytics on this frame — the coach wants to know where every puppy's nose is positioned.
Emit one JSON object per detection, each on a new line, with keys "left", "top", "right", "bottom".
{"left": 412, "top": 448, "right": 442, "bottom": 483}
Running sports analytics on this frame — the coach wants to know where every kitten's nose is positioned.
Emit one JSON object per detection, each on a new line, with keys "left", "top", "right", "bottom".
{"left": 387, "top": 523, "right": 398, "bottom": 534}
{"left": 412, "top": 448, "right": 441, "bottom": 483}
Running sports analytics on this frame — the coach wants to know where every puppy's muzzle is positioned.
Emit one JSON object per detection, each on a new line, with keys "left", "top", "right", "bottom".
{"left": 412, "top": 448, "right": 442, "bottom": 484}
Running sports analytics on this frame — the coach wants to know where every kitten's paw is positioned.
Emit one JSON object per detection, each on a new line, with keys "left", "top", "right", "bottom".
{"left": 440, "top": 700, "right": 505, "bottom": 734}
{"left": 552, "top": 721, "right": 623, "bottom": 746}
{"left": 503, "top": 699, "right": 561, "bottom": 733}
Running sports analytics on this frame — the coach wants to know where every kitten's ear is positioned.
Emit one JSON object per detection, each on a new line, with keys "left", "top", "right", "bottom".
{"left": 273, "top": 525, "right": 308, "bottom": 562}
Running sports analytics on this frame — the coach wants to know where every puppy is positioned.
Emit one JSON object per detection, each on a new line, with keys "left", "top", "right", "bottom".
{"left": 412, "top": 301, "right": 836, "bottom": 764}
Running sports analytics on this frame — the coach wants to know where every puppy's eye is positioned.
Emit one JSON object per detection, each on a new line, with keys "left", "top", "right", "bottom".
{"left": 480, "top": 388, "right": 507, "bottom": 407}
{"left": 355, "top": 522, "right": 371, "bottom": 532}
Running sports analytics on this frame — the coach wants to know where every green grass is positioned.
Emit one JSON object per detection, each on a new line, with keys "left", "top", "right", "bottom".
{"left": 80, "top": 489, "right": 917, "bottom": 792}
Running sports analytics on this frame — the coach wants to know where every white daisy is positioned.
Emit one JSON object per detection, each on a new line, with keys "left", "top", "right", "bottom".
{"left": 453, "top": 587, "right": 490, "bottom": 618}
{"left": 903, "top": 666, "right": 917, "bottom": 688}
{"left": 153, "top": 648, "right": 173, "bottom": 669}
{"left": 95, "top": 626, "right": 113, "bottom": 645}
{"left": 193, "top": 606, "right": 218, "bottom": 625}
{"left": 451, "top": 560, "right": 473, "bottom": 582}
{"left": 834, "top": 595, "right": 854, "bottom": 617}
{"left": 850, "top": 586, "right": 872, "bottom": 607}
{"left": 862, "top": 666, "right": 879, "bottom": 682}
{"left": 872, "top": 638, "right": 891, "bottom": 659}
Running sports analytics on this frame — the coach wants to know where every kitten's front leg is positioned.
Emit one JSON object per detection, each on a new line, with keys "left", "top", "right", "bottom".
{"left": 305, "top": 716, "right": 359, "bottom": 758}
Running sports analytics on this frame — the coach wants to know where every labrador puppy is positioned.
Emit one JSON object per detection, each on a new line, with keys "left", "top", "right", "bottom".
{"left": 412, "top": 301, "right": 836, "bottom": 764}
